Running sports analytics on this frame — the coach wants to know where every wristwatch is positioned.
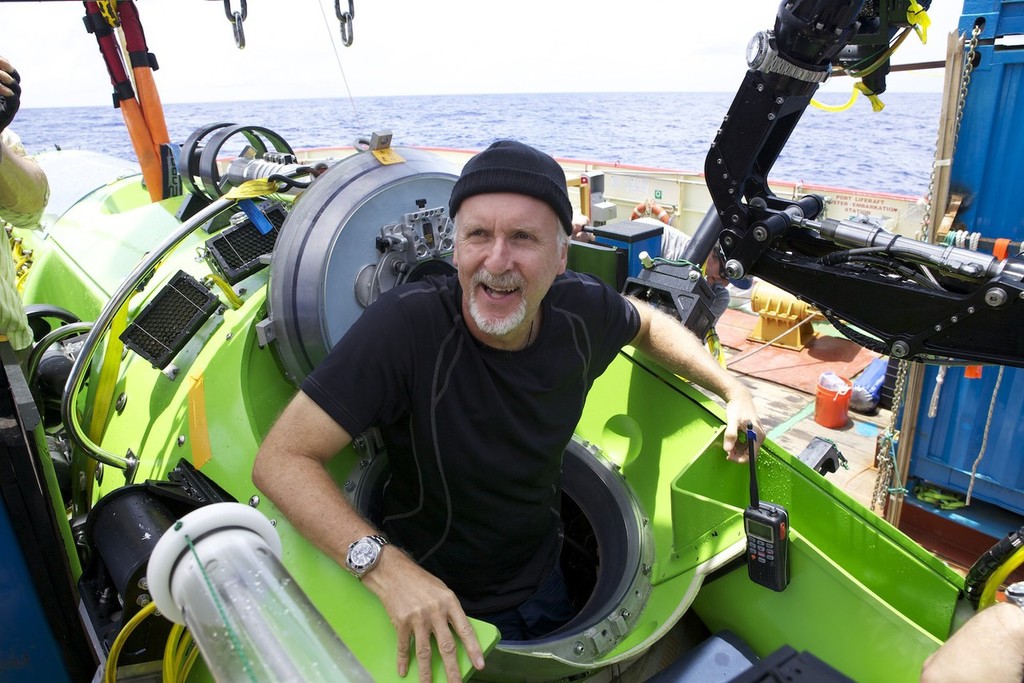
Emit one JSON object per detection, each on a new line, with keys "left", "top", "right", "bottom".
{"left": 346, "top": 534, "right": 389, "bottom": 578}
{"left": 1006, "top": 581, "right": 1024, "bottom": 608}
{"left": 746, "top": 30, "right": 831, "bottom": 84}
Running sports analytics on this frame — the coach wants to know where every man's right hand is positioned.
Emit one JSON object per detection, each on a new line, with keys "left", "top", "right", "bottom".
{"left": 363, "top": 549, "right": 486, "bottom": 682}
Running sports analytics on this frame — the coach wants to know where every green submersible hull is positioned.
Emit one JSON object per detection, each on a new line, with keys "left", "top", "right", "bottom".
{"left": 4, "top": 138, "right": 968, "bottom": 682}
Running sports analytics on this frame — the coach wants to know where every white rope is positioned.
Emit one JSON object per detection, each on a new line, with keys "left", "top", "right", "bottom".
{"left": 965, "top": 366, "right": 1005, "bottom": 505}
{"left": 927, "top": 365, "right": 946, "bottom": 419}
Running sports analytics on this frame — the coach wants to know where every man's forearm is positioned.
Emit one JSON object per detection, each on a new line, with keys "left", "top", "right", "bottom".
{"left": 253, "top": 450, "right": 376, "bottom": 566}
{"left": 634, "top": 302, "right": 746, "bottom": 401}
{"left": 0, "top": 141, "right": 48, "bottom": 216}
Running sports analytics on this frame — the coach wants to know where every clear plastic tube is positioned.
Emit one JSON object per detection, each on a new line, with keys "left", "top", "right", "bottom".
{"left": 148, "top": 503, "right": 371, "bottom": 683}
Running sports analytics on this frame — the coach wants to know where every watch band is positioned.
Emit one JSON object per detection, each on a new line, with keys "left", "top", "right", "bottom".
{"left": 748, "top": 30, "right": 831, "bottom": 84}
{"left": 346, "top": 533, "right": 390, "bottom": 579}
{"left": 1006, "top": 581, "right": 1024, "bottom": 608}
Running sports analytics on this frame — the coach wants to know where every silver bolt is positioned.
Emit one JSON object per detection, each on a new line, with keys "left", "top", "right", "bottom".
{"left": 775, "top": 97, "right": 784, "bottom": 105}
{"left": 138, "top": 577, "right": 149, "bottom": 591}
{"left": 177, "top": 435, "right": 186, "bottom": 447}
{"left": 753, "top": 226, "right": 769, "bottom": 242}
{"left": 248, "top": 495, "right": 260, "bottom": 507}
{"left": 115, "top": 393, "right": 127, "bottom": 413}
{"left": 136, "top": 594, "right": 151, "bottom": 607}
{"left": 767, "top": 113, "right": 776, "bottom": 121}
{"left": 225, "top": 332, "right": 233, "bottom": 340}
{"left": 891, "top": 340, "right": 910, "bottom": 358}
{"left": 573, "top": 641, "right": 586, "bottom": 655}
{"left": 621, "top": 609, "right": 631, "bottom": 619}
{"left": 985, "top": 287, "right": 1008, "bottom": 307}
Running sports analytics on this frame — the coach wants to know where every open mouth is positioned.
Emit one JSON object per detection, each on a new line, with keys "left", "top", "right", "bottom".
{"left": 475, "top": 271, "right": 525, "bottom": 301}
{"left": 482, "top": 283, "right": 521, "bottom": 299}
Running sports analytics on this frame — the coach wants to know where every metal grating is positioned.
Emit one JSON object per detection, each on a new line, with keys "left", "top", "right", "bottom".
{"left": 120, "top": 271, "right": 219, "bottom": 369}
{"left": 205, "top": 202, "right": 287, "bottom": 284}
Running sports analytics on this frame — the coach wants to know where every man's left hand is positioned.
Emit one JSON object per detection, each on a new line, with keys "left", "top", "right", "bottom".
{"left": 722, "top": 391, "right": 764, "bottom": 462}
{"left": 0, "top": 57, "right": 22, "bottom": 134}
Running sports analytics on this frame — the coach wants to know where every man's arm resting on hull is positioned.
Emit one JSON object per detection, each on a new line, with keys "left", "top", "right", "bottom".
{"left": 252, "top": 392, "right": 485, "bottom": 682}
{"left": 628, "top": 297, "right": 763, "bottom": 461}
{"left": 920, "top": 602, "right": 1024, "bottom": 683}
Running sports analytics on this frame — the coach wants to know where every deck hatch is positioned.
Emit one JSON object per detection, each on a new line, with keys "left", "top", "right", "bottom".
{"left": 121, "top": 271, "right": 219, "bottom": 369}
{"left": 205, "top": 202, "right": 287, "bottom": 284}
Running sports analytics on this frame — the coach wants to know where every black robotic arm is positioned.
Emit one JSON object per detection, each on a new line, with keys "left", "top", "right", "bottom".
{"left": 626, "top": 0, "right": 1024, "bottom": 368}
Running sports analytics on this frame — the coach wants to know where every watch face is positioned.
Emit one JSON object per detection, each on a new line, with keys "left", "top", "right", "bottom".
{"left": 350, "top": 539, "right": 378, "bottom": 568}
{"left": 747, "top": 32, "right": 768, "bottom": 68}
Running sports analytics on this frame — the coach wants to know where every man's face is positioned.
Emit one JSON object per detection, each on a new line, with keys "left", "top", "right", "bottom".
{"left": 453, "top": 192, "right": 568, "bottom": 349}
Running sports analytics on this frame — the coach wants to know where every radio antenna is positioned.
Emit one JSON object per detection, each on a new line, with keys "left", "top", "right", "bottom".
{"left": 747, "top": 422, "right": 759, "bottom": 508}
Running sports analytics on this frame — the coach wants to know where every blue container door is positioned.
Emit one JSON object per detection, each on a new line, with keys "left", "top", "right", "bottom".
{"left": 908, "top": 0, "right": 1024, "bottom": 513}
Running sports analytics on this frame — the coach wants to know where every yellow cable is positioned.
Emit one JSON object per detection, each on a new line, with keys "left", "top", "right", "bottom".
{"left": 979, "top": 545, "right": 1024, "bottom": 609}
{"left": 812, "top": 87, "right": 861, "bottom": 112}
{"left": 163, "top": 624, "right": 185, "bottom": 683}
{"left": 173, "top": 630, "right": 193, "bottom": 676}
{"left": 104, "top": 601, "right": 158, "bottom": 683}
{"left": 177, "top": 644, "right": 200, "bottom": 683}
{"left": 205, "top": 274, "right": 243, "bottom": 309}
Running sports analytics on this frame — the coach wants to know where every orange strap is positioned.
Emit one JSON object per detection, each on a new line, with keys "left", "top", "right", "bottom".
{"left": 993, "top": 238, "right": 1011, "bottom": 261}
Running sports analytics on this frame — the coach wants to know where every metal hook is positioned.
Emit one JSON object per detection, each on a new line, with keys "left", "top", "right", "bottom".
{"left": 335, "top": 0, "right": 355, "bottom": 46}
{"left": 223, "top": 0, "right": 247, "bottom": 49}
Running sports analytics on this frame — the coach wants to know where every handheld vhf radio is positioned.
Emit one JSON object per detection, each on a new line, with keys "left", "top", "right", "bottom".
{"left": 743, "top": 424, "right": 790, "bottom": 591}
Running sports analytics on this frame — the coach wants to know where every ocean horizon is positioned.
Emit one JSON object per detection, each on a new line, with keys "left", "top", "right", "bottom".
{"left": 18, "top": 91, "right": 943, "bottom": 197}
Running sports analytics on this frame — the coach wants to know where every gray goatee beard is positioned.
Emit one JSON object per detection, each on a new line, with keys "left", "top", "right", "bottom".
{"left": 468, "top": 271, "right": 527, "bottom": 337}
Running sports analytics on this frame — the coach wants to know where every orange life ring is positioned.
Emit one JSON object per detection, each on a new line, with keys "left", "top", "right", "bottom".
{"left": 630, "top": 200, "right": 671, "bottom": 225}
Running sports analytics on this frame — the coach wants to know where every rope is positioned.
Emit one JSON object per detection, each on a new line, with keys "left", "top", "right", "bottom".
{"left": 965, "top": 366, "right": 1005, "bottom": 505}
{"left": 726, "top": 311, "right": 820, "bottom": 367}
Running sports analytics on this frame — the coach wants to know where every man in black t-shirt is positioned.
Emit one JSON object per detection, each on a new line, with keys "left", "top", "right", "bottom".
{"left": 253, "top": 140, "right": 763, "bottom": 682}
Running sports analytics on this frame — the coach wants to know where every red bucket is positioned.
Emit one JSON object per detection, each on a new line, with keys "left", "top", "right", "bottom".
{"left": 814, "top": 376, "right": 852, "bottom": 428}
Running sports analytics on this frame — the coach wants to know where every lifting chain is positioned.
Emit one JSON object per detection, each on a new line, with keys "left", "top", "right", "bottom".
{"left": 223, "top": 0, "right": 247, "bottom": 49}
{"left": 336, "top": 0, "right": 356, "bottom": 47}
{"left": 918, "top": 22, "right": 982, "bottom": 242}
{"left": 871, "top": 359, "right": 909, "bottom": 512}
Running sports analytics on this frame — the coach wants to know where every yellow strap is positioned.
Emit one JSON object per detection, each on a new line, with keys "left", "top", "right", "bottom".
{"left": 187, "top": 374, "right": 213, "bottom": 470}
{"left": 87, "top": 301, "right": 130, "bottom": 444}
{"left": 222, "top": 178, "right": 279, "bottom": 200}
{"left": 857, "top": 82, "right": 886, "bottom": 112}
{"left": 907, "top": 0, "right": 931, "bottom": 44}
{"left": 97, "top": 0, "right": 119, "bottom": 28}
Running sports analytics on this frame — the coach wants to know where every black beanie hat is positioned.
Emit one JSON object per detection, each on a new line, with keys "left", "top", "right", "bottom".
{"left": 449, "top": 140, "right": 573, "bottom": 234}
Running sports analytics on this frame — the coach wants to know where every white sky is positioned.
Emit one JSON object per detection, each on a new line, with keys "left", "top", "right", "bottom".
{"left": 2, "top": 0, "right": 966, "bottom": 109}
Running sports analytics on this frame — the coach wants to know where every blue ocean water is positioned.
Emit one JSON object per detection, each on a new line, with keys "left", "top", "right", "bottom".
{"left": 19, "top": 91, "right": 942, "bottom": 196}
